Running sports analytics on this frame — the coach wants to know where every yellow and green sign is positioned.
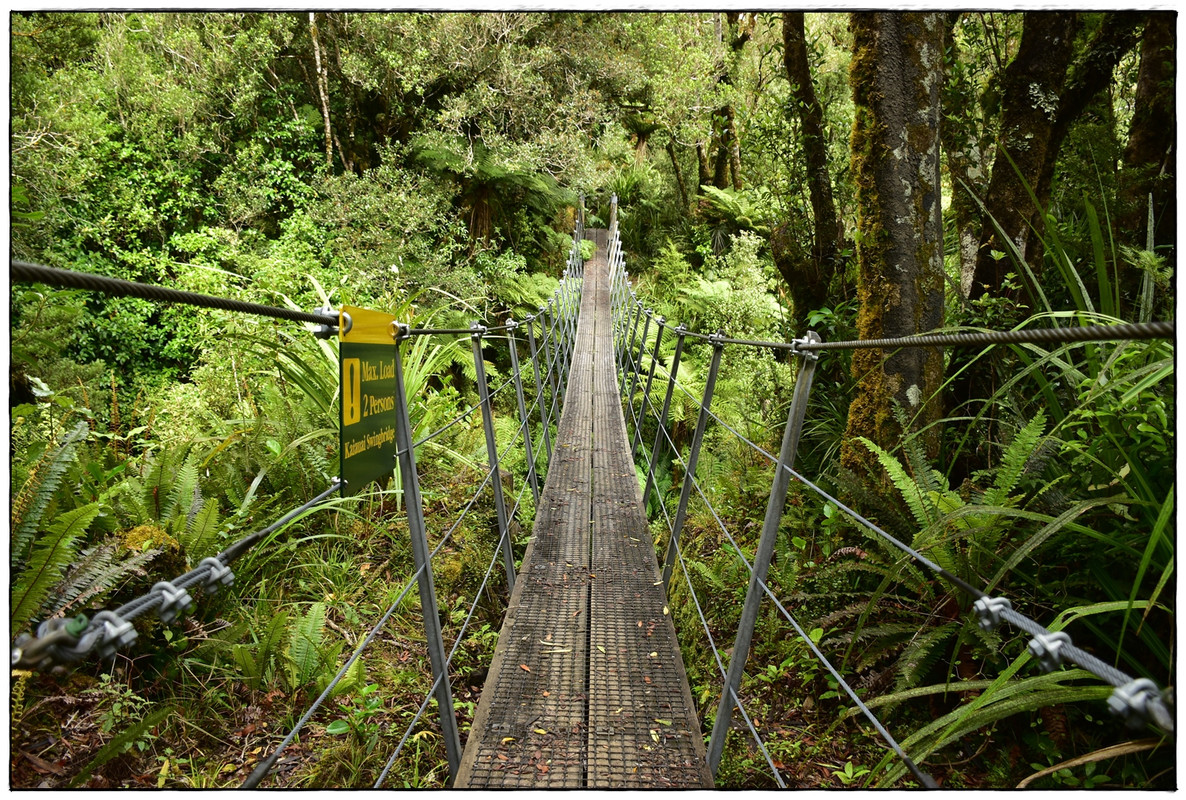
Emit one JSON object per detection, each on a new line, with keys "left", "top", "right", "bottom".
{"left": 339, "top": 305, "right": 398, "bottom": 495}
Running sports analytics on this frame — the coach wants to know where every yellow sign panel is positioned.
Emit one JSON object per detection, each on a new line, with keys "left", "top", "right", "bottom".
{"left": 338, "top": 305, "right": 399, "bottom": 494}
{"left": 340, "top": 304, "right": 398, "bottom": 345}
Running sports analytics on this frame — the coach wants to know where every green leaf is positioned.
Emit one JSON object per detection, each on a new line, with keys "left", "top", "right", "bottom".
{"left": 325, "top": 719, "right": 351, "bottom": 735}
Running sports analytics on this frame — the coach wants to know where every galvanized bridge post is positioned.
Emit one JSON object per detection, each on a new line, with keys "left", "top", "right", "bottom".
{"left": 391, "top": 332, "right": 463, "bottom": 779}
{"left": 507, "top": 321, "right": 540, "bottom": 507}
{"left": 661, "top": 332, "right": 725, "bottom": 589}
{"left": 470, "top": 324, "right": 516, "bottom": 592}
{"left": 621, "top": 296, "right": 643, "bottom": 394}
{"left": 631, "top": 316, "right": 665, "bottom": 461}
{"left": 525, "top": 319, "right": 553, "bottom": 466}
{"left": 541, "top": 304, "right": 561, "bottom": 411}
{"left": 642, "top": 325, "right": 685, "bottom": 510}
{"left": 618, "top": 293, "right": 637, "bottom": 380}
{"left": 706, "top": 332, "right": 822, "bottom": 776}
{"left": 625, "top": 310, "right": 653, "bottom": 442}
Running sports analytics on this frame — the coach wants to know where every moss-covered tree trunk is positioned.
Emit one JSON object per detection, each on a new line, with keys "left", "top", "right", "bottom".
{"left": 773, "top": 12, "right": 844, "bottom": 334}
{"left": 841, "top": 12, "right": 946, "bottom": 472}
{"left": 1120, "top": 12, "right": 1176, "bottom": 284}
{"left": 967, "top": 12, "right": 1079, "bottom": 302}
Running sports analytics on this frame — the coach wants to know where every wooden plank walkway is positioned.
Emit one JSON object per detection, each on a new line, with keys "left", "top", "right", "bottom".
{"left": 455, "top": 230, "right": 711, "bottom": 788}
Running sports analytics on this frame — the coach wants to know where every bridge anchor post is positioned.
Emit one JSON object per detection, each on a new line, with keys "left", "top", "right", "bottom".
{"left": 706, "top": 332, "right": 822, "bottom": 776}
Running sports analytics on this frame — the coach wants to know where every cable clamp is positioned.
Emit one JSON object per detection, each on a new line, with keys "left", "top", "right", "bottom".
{"left": 1107, "top": 678, "right": 1171, "bottom": 730}
{"left": 789, "top": 337, "right": 820, "bottom": 362}
{"left": 972, "top": 596, "right": 1012, "bottom": 631}
{"left": 1027, "top": 630, "right": 1071, "bottom": 672}
{"left": 389, "top": 321, "right": 410, "bottom": 341}
{"left": 506, "top": 318, "right": 518, "bottom": 331}
{"left": 199, "top": 556, "right": 235, "bottom": 594}
{"left": 708, "top": 331, "right": 726, "bottom": 346}
{"left": 313, "top": 307, "right": 351, "bottom": 339}
{"left": 470, "top": 323, "right": 488, "bottom": 338}
{"left": 92, "top": 610, "right": 138, "bottom": 660}
{"left": 153, "top": 580, "right": 194, "bottom": 624}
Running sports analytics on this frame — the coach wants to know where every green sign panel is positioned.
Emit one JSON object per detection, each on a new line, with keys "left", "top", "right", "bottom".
{"left": 339, "top": 306, "right": 398, "bottom": 495}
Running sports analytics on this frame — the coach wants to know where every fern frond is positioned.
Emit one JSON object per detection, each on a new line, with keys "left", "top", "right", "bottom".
{"left": 51, "top": 541, "right": 160, "bottom": 617}
{"left": 181, "top": 502, "right": 222, "bottom": 562}
{"left": 858, "top": 437, "right": 934, "bottom": 529}
{"left": 894, "top": 621, "right": 961, "bottom": 691}
{"left": 162, "top": 456, "right": 201, "bottom": 527}
{"left": 984, "top": 411, "right": 1047, "bottom": 507}
{"left": 12, "top": 502, "right": 102, "bottom": 630}
{"left": 12, "top": 421, "right": 88, "bottom": 566}
{"left": 288, "top": 602, "right": 328, "bottom": 688}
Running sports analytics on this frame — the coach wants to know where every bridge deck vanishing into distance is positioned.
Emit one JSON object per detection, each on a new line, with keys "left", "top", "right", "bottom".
{"left": 456, "top": 230, "right": 712, "bottom": 788}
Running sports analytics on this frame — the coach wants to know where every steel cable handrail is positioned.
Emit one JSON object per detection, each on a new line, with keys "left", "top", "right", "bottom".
{"left": 615, "top": 268, "right": 1175, "bottom": 740}
{"left": 13, "top": 480, "right": 343, "bottom": 669}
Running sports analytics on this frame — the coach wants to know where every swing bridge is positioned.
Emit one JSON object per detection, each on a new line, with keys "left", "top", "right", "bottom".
{"left": 10, "top": 196, "right": 1175, "bottom": 788}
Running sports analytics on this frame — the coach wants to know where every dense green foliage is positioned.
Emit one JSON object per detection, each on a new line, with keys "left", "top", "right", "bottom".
{"left": 10, "top": 11, "right": 1173, "bottom": 789}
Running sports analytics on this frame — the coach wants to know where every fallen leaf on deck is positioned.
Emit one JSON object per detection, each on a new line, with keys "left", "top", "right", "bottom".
{"left": 534, "top": 728, "right": 549, "bottom": 735}
{"left": 519, "top": 664, "right": 531, "bottom": 672}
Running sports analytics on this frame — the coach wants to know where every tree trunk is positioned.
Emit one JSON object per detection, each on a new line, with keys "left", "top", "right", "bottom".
{"left": 778, "top": 11, "right": 844, "bottom": 322}
{"left": 968, "top": 12, "right": 1079, "bottom": 303}
{"left": 841, "top": 12, "right": 947, "bottom": 472}
{"left": 667, "top": 138, "right": 689, "bottom": 211}
{"left": 696, "top": 142, "right": 711, "bottom": 193}
{"left": 1120, "top": 11, "right": 1175, "bottom": 283}
{"left": 726, "top": 105, "right": 743, "bottom": 190}
{"left": 1036, "top": 12, "right": 1143, "bottom": 217}
{"left": 309, "top": 12, "right": 334, "bottom": 169}
{"left": 939, "top": 12, "right": 989, "bottom": 297}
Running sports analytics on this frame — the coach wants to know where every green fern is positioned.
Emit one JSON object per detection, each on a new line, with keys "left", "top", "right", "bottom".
{"left": 287, "top": 602, "right": 329, "bottom": 689}
{"left": 12, "top": 502, "right": 103, "bottom": 630}
{"left": 49, "top": 539, "right": 160, "bottom": 619}
{"left": 982, "top": 410, "right": 1047, "bottom": 508}
{"left": 180, "top": 502, "right": 222, "bottom": 563}
{"left": 12, "top": 421, "right": 89, "bottom": 566}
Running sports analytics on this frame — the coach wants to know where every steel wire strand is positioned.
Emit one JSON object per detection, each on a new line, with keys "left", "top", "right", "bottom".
{"left": 242, "top": 563, "right": 427, "bottom": 787}
{"left": 637, "top": 388, "right": 759, "bottom": 579}
{"left": 250, "top": 421, "right": 530, "bottom": 787}
{"left": 779, "top": 465, "right": 1173, "bottom": 731}
{"left": 728, "top": 683, "right": 787, "bottom": 788}
{"left": 752, "top": 568, "right": 938, "bottom": 787}
{"left": 375, "top": 526, "right": 507, "bottom": 787}
{"left": 11, "top": 260, "right": 337, "bottom": 326}
{"left": 410, "top": 368, "right": 520, "bottom": 449}
{"left": 668, "top": 535, "right": 780, "bottom": 785}
{"left": 637, "top": 394, "right": 931, "bottom": 786}
{"left": 14, "top": 481, "right": 343, "bottom": 669}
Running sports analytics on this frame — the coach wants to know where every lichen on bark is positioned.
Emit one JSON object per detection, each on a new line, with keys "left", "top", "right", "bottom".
{"left": 841, "top": 12, "right": 946, "bottom": 475}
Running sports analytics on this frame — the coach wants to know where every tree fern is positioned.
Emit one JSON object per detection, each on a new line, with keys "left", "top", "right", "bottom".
{"left": 12, "top": 502, "right": 103, "bottom": 630}
{"left": 12, "top": 421, "right": 88, "bottom": 566}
